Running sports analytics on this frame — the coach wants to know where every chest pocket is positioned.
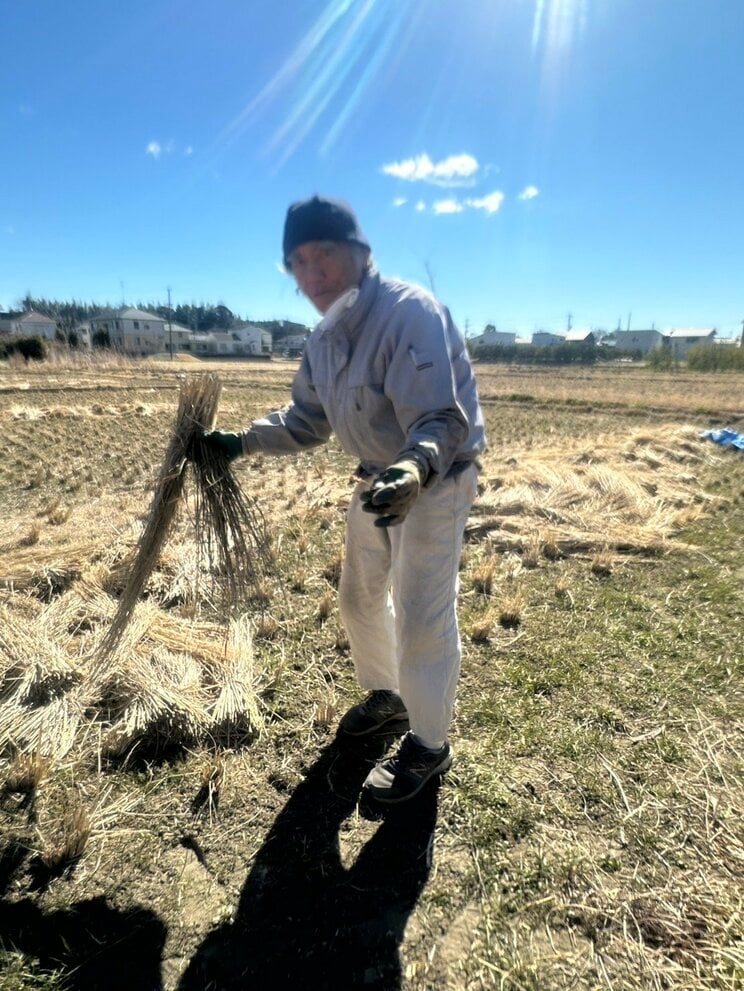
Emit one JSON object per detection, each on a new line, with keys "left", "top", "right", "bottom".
{"left": 408, "top": 346, "right": 434, "bottom": 371}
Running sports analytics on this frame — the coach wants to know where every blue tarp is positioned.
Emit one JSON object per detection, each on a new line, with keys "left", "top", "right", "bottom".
{"left": 699, "top": 427, "right": 744, "bottom": 451}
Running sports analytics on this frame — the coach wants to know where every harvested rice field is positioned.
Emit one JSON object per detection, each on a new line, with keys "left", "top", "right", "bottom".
{"left": 0, "top": 357, "right": 742, "bottom": 991}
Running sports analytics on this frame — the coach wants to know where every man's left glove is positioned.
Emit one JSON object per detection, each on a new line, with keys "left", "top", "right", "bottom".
{"left": 199, "top": 430, "right": 243, "bottom": 462}
{"left": 360, "top": 458, "right": 424, "bottom": 528}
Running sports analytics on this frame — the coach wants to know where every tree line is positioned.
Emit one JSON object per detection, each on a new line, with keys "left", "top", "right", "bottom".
{"left": 468, "top": 343, "right": 642, "bottom": 365}
{"left": 6, "top": 296, "right": 307, "bottom": 340}
{"left": 648, "top": 344, "right": 744, "bottom": 372}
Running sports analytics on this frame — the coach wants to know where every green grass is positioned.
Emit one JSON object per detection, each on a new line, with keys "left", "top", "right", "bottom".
{"left": 0, "top": 955, "right": 64, "bottom": 991}
{"left": 0, "top": 365, "right": 742, "bottom": 990}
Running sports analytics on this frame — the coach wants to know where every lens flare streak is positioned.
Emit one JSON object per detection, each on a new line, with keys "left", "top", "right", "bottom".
{"left": 216, "top": 0, "right": 414, "bottom": 168}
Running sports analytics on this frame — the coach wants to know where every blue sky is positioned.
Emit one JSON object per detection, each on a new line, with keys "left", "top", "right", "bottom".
{"left": 2, "top": 0, "right": 743, "bottom": 338}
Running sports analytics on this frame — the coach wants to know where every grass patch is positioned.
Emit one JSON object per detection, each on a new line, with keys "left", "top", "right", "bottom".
{"left": 0, "top": 363, "right": 741, "bottom": 990}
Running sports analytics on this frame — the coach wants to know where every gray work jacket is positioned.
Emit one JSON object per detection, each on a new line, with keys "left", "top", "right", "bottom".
{"left": 242, "top": 270, "right": 486, "bottom": 486}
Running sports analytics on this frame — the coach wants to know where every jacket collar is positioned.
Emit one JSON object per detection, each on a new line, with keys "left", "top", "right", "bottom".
{"left": 342, "top": 268, "right": 380, "bottom": 336}
{"left": 314, "top": 269, "right": 379, "bottom": 339}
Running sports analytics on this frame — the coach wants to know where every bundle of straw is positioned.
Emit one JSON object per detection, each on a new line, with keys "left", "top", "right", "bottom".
{"left": 189, "top": 433, "right": 269, "bottom": 611}
{"left": 209, "top": 614, "right": 263, "bottom": 737}
{"left": 0, "top": 603, "right": 78, "bottom": 704}
{"left": 101, "top": 647, "right": 210, "bottom": 755}
{"left": 94, "top": 373, "right": 269, "bottom": 670}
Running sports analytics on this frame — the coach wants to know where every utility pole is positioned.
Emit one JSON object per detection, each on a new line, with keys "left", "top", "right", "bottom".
{"left": 566, "top": 312, "right": 573, "bottom": 332}
{"left": 626, "top": 311, "right": 632, "bottom": 332}
{"left": 167, "top": 286, "right": 173, "bottom": 361}
{"left": 740, "top": 319, "right": 744, "bottom": 347}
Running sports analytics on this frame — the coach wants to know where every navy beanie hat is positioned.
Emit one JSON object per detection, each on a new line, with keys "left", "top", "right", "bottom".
{"left": 283, "top": 195, "right": 370, "bottom": 265}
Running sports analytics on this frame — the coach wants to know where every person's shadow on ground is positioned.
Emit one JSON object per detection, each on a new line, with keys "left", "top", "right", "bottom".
{"left": 0, "top": 894, "right": 166, "bottom": 990}
{"left": 179, "top": 738, "right": 439, "bottom": 991}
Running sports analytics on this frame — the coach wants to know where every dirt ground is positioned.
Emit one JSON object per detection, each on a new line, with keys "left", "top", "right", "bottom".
{"left": 0, "top": 357, "right": 742, "bottom": 991}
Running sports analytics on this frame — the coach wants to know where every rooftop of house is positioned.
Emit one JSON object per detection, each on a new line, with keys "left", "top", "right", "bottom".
{"left": 664, "top": 328, "right": 716, "bottom": 338}
{"left": 612, "top": 328, "right": 661, "bottom": 335}
{"left": 18, "top": 310, "right": 56, "bottom": 324}
{"left": 91, "top": 307, "right": 164, "bottom": 322}
{"left": 232, "top": 321, "right": 267, "bottom": 333}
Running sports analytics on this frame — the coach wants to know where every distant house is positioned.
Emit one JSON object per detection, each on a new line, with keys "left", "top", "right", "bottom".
{"left": 232, "top": 323, "right": 272, "bottom": 356}
{"left": 90, "top": 307, "right": 166, "bottom": 355}
{"left": 210, "top": 332, "right": 236, "bottom": 356}
{"left": 611, "top": 329, "right": 664, "bottom": 354}
{"left": 2, "top": 310, "right": 58, "bottom": 340}
{"left": 162, "top": 322, "right": 194, "bottom": 353}
{"left": 532, "top": 330, "right": 566, "bottom": 347}
{"left": 188, "top": 333, "right": 216, "bottom": 356}
{"left": 664, "top": 328, "right": 716, "bottom": 358}
{"left": 72, "top": 322, "right": 92, "bottom": 349}
{"left": 182, "top": 332, "right": 234, "bottom": 356}
{"left": 564, "top": 329, "right": 596, "bottom": 346}
{"left": 281, "top": 333, "right": 309, "bottom": 356}
{"left": 469, "top": 324, "right": 517, "bottom": 350}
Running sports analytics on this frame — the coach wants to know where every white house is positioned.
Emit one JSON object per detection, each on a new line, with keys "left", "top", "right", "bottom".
{"left": 532, "top": 330, "right": 566, "bottom": 347}
{"left": 186, "top": 334, "right": 216, "bottom": 356}
{"left": 210, "top": 332, "right": 236, "bottom": 356}
{"left": 564, "top": 329, "right": 596, "bottom": 346}
{"left": 280, "top": 333, "right": 308, "bottom": 356}
{"left": 2, "top": 310, "right": 58, "bottom": 340}
{"left": 611, "top": 329, "right": 664, "bottom": 354}
{"left": 72, "top": 322, "right": 92, "bottom": 349}
{"left": 664, "top": 328, "right": 716, "bottom": 358}
{"left": 161, "top": 322, "right": 194, "bottom": 354}
{"left": 90, "top": 307, "right": 166, "bottom": 355}
{"left": 469, "top": 325, "right": 517, "bottom": 350}
{"left": 231, "top": 323, "right": 272, "bottom": 356}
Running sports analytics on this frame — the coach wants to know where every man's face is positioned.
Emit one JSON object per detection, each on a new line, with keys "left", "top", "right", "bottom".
{"left": 288, "top": 240, "right": 366, "bottom": 314}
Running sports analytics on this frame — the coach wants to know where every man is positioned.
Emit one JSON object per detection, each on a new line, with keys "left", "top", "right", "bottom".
{"left": 205, "top": 195, "right": 486, "bottom": 803}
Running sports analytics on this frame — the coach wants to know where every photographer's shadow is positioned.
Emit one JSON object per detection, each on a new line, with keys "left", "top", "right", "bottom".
{"left": 179, "top": 738, "right": 439, "bottom": 991}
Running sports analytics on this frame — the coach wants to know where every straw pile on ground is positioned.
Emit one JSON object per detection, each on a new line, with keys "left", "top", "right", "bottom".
{"left": 0, "top": 540, "right": 105, "bottom": 599}
{"left": 0, "top": 373, "right": 269, "bottom": 761}
{"left": 0, "top": 581, "right": 263, "bottom": 759}
{"left": 467, "top": 425, "right": 717, "bottom": 555}
{"left": 0, "top": 418, "right": 721, "bottom": 763}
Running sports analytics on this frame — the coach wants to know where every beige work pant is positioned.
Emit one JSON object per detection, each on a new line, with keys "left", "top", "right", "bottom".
{"left": 338, "top": 465, "right": 478, "bottom": 744}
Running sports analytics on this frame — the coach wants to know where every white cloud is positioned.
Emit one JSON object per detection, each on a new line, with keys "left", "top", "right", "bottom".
{"left": 518, "top": 185, "right": 539, "bottom": 200}
{"left": 146, "top": 141, "right": 161, "bottom": 159}
{"left": 382, "top": 153, "right": 480, "bottom": 187}
{"left": 465, "top": 191, "right": 505, "bottom": 214}
{"left": 185, "top": 145, "right": 194, "bottom": 156}
{"left": 393, "top": 196, "right": 407, "bottom": 208}
{"left": 415, "top": 200, "right": 426, "bottom": 212}
{"left": 433, "top": 198, "right": 464, "bottom": 215}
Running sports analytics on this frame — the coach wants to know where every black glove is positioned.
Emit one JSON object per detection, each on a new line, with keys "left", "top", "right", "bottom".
{"left": 199, "top": 430, "right": 243, "bottom": 462}
{"left": 360, "top": 459, "right": 423, "bottom": 528}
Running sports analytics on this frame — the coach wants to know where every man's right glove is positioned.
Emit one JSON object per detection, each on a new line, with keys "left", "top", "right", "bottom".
{"left": 199, "top": 430, "right": 243, "bottom": 462}
{"left": 360, "top": 459, "right": 424, "bottom": 528}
